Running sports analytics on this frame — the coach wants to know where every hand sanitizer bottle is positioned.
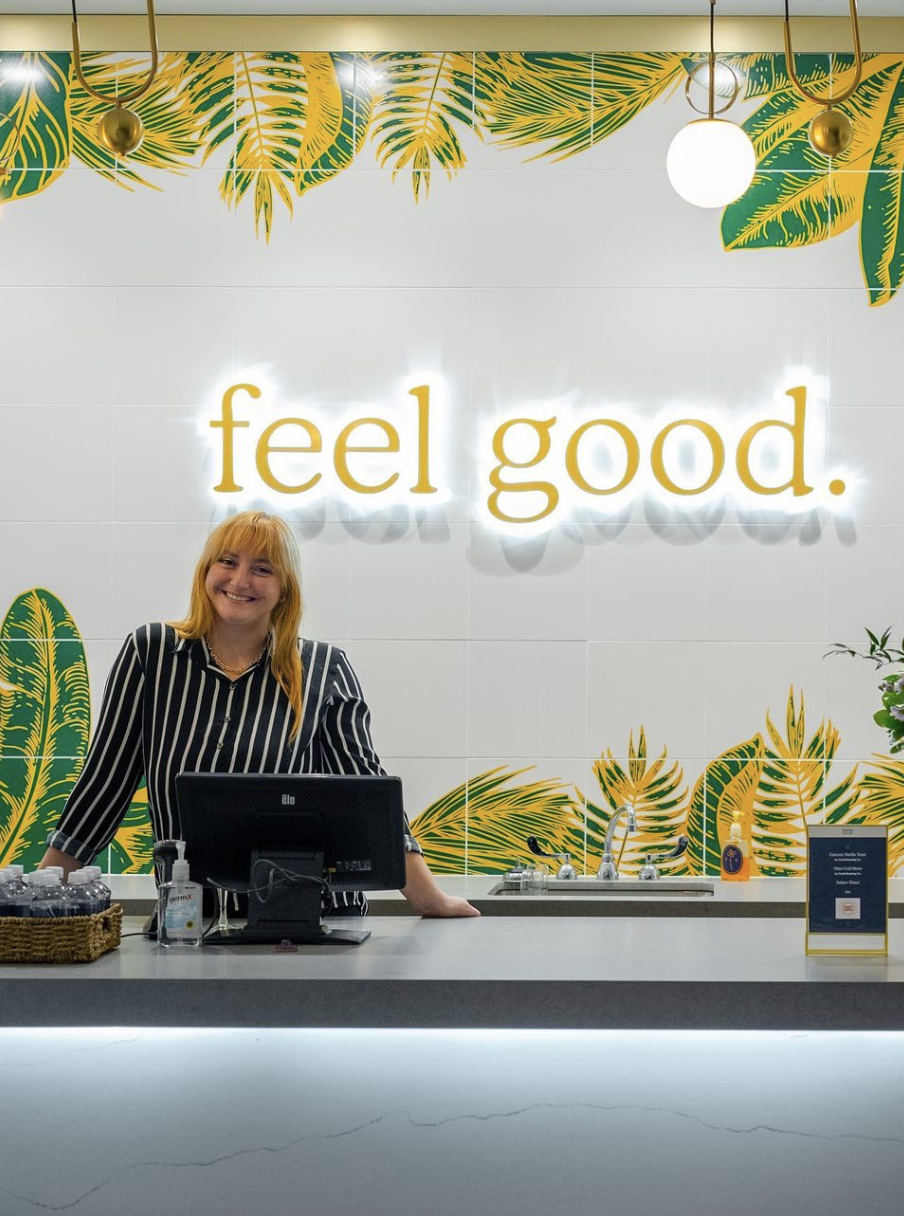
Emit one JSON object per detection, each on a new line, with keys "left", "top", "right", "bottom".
{"left": 157, "top": 841, "right": 203, "bottom": 948}
{"left": 721, "top": 812, "right": 751, "bottom": 882}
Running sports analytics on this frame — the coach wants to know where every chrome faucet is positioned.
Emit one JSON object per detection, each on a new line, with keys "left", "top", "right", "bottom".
{"left": 596, "top": 804, "right": 637, "bottom": 880}
{"left": 526, "top": 836, "right": 578, "bottom": 881}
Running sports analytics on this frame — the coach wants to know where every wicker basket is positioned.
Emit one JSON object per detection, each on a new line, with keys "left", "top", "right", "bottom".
{"left": 0, "top": 904, "right": 123, "bottom": 965}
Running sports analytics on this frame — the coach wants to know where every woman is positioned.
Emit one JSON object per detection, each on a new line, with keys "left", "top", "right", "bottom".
{"left": 41, "top": 511, "right": 478, "bottom": 919}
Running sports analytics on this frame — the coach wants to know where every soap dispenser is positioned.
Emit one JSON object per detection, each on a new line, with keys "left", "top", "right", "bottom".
{"left": 720, "top": 812, "right": 750, "bottom": 882}
{"left": 157, "top": 840, "right": 203, "bottom": 947}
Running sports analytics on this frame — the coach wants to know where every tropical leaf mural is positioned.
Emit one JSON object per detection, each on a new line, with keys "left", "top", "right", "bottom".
{"left": 110, "top": 781, "right": 154, "bottom": 874}
{"left": 1, "top": 47, "right": 904, "bottom": 300}
{"left": 371, "top": 51, "right": 476, "bottom": 200}
{"left": 585, "top": 728, "right": 689, "bottom": 876}
{"left": 0, "top": 589, "right": 89, "bottom": 871}
{"left": 412, "top": 766, "right": 583, "bottom": 875}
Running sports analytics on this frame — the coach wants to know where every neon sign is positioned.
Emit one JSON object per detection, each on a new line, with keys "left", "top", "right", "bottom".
{"left": 205, "top": 377, "right": 851, "bottom": 529}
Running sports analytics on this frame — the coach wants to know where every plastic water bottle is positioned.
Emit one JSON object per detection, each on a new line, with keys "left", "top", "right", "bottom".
{"left": 0, "top": 868, "right": 25, "bottom": 917}
{"left": 84, "top": 866, "right": 111, "bottom": 911}
{"left": 27, "top": 872, "right": 67, "bottom": 918}
{"left": 64, "top": 871, "right": 96, "bottom": 917}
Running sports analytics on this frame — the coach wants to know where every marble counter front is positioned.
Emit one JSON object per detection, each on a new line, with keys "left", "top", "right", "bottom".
{"left": 3, "top": 914, "right": 903, "bottom": 1031}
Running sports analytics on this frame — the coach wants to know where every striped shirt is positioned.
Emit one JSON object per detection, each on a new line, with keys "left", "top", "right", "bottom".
{"left": 48, "top": 624, "right": 419, "bottom": 914}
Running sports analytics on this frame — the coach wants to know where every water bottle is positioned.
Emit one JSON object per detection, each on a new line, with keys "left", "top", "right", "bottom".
{"left": 27, "top": 872, "right": 67, "bottom": 918}
{"left": 83, "top": 866, "right": 111, "bottom": 911}
{"left": 0, "top": 868, "right": 24, "bottom": 917}
{"left": 64, "top": 871, "right": 96, "bottom": 917}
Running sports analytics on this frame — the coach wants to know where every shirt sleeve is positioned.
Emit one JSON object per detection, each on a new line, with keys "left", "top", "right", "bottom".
{"left": 46, "top": 632, "right": 146, "bottom": 864}
{"left": 318, "top": 647, "right": 422, "bottom": 855}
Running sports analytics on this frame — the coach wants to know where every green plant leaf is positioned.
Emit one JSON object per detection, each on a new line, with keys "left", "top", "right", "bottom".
{"left": 370, "top": 51, "right": 475, "bottom": 201}
{"left": 684, "top": 737, "right": 764, "bottom": 875}
{"left": 411, "top": 766, "right": 583, "bottom": 875}
{"left": 0, "top": 589, "right": 90, "bottom": 870}
{"left": 0, "top": 52, "right": 70, "bottom": 203}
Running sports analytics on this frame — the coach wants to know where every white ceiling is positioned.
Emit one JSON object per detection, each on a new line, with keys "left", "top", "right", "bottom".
{"left": 5, "top": 1, "right": 902, "bottom": 16}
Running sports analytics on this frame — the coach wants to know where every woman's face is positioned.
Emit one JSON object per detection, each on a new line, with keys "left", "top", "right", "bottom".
{"left": 205, "top": 547, "right": 282, "bottom": 634}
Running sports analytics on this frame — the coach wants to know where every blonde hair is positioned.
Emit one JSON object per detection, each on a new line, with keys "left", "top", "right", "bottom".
{"left": 171, "top": 511, "right": 304, "bottom": 738}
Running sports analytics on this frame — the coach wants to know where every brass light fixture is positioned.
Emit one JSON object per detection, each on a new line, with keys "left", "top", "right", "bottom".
{"left": 71, "top": 0, "right": 159, "bottom": 158}
{"left": 783, "top": 0, "right": 863, "bottom": 157}
{"left": 666, "top": 0, "right": 757, "bottom": 208}
{"left": 0, "top": 112, "right": 22, "bottom": 190}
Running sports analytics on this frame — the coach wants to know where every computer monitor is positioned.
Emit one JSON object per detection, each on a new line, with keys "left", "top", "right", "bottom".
{"left": 174, "top": 773, "right": 407, "bottom": 946}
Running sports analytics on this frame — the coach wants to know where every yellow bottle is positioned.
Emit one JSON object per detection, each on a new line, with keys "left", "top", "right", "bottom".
{"left": 721, "top": 813, "right": 750, "bottom": 882}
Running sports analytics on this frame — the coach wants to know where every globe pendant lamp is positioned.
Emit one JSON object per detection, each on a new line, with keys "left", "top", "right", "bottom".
{"left": 667, "top": 0, "right": 756, "bottom": 209}
{"left": 71, "top": 0, "right": 159, "bottom": 158}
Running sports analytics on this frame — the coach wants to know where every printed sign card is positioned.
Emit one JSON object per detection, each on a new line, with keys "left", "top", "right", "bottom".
{"left": 806, "top": 825, "right": 888, "bottom": 956}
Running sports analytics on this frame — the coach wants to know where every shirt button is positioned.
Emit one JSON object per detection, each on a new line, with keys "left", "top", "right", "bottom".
{"left": 224, "top": 716, "right": 231, "bottom": 723}
{"left": 216, "top": 742, "right": 223, "bottom": 750}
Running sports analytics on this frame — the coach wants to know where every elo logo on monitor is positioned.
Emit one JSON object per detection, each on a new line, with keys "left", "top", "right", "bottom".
{"left": 281, "top": 794, "right": 296, "bottom": 806}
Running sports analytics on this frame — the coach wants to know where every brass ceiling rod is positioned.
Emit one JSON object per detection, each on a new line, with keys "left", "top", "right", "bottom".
{"left": 70, "top": 0, "right": 159, "bottom": 157}
{"left": 783, "top": 0, "right": 863, "bottom": 156}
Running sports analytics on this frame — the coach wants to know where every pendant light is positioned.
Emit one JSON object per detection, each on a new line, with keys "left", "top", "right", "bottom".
{"left": 667, "top": 0, "right": 756, "bottom": 209}
{"left": 71, "top": 0, "right": 159, "bottom": 158}
{"left": 784, "top": 0, "right": 863, "bottom": 157}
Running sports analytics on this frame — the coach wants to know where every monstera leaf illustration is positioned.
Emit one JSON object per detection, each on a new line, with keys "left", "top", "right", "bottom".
{"left": 586, "top": 728, "right": 689, "bottom": 876}
{"left": 412, "top": 766, "right": 582, "bottom": 874}
{"left": 0, "top": 52, "right": 70, "bottom": 203}
{"left": 754, "top": 687, "right": 859, "bottom": 875}
{"left": 0, "top": 589, "right": 90, "bottom": 870}
{"left": 370, "top": 51, "right": 476, "bottom": 200}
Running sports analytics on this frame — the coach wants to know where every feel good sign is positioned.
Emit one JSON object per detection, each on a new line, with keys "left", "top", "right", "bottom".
{"left": 206, "top": 380, "right": 849, "bottom": 527}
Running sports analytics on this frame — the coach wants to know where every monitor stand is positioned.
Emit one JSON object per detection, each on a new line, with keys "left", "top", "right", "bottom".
{"left": 203, "top": 851, "right": 371, "bottom": 947}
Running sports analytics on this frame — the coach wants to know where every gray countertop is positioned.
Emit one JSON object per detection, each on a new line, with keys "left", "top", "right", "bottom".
{"left": 110, "top": 875, "right": 904, "bottom": 917}
{"left": 3, "top": 915, "right": 903, "bottom": 1031}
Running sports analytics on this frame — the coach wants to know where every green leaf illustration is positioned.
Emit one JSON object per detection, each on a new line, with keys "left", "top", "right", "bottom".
{"left": 0, "top": 52, "right": 70, "bottom": 203}
{"left": 684, "top": 736, "right": 764, "bottom": 875}
{"left": 0, "top": 589, "right": 90, "bottom": 870}
{"left": 110, "top": 781, "right": 155, "bottom": 874}
{"left": 860, "top": 65, "right": 904, "bottom": 305}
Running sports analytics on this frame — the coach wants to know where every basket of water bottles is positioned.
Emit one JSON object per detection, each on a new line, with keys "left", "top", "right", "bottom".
{"left": 0, "top": 865, "right": 122, "bottom": 964}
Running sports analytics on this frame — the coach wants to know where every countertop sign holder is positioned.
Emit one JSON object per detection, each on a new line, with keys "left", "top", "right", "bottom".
{"left": 806, "top": 825, "right": 889, "bottom": 956}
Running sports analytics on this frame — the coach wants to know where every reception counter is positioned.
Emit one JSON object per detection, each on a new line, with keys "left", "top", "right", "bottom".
{"left": 3, "top": 914, "right": 903, "bottom": 1031}
{"left": 3, "top": 914, "right": 903, "bottom": 1216}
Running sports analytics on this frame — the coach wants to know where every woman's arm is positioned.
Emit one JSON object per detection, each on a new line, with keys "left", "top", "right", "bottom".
{"left": 42, "top": 632, "right": 146, "bottom": 867}
{"left": 401, "top": 850, "right": 480, "bottom": 918}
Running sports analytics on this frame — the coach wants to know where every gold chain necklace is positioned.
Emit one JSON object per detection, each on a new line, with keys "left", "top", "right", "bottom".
{"left": 205, "top": 636, "right": 265, "bottom": 675}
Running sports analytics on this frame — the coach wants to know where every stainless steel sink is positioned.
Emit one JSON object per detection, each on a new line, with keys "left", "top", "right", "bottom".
{"left": 488, "top": 878, "right": 714, "bottom": 896}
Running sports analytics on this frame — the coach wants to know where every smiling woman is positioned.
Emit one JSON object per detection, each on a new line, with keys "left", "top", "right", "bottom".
{"left": 39, "top": 511, "right": 478, "bottom": 920}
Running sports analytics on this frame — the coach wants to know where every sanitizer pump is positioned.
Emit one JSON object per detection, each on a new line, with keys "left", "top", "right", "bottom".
{"left": 157, "top": 841, "right": 203, "bottom": 948}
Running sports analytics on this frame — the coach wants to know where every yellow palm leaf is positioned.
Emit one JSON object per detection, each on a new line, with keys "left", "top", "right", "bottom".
{"left": 586, "top": 728, "right": 689, "bottom": 877}
{"left": 838, "top": 757, "right": 904, "bottom": 875}
{"left": 69, "top": 51, "right": 199, "bottom": 189}
{"left": 295, "top": 52, "right": 373, "bottom": 199}
{"left": 371, "top": 52, "right": 475, "bottom": 201}
{"left": 0, "top": 53, "right": 70, "bottom": 203}
{"left": 411, "top": 766, "right": 583, "bottom": 875}
{"left": 478, "top": 52, "right": 684, "bottom": 161}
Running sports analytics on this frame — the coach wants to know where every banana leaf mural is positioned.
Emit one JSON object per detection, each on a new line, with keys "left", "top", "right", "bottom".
{"left": 2, "top": 48, "right": 904, "bottom": 301}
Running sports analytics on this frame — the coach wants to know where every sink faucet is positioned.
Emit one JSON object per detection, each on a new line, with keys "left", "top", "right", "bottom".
{"left": 596, "top": 804, "right": 637, "bottom": 880}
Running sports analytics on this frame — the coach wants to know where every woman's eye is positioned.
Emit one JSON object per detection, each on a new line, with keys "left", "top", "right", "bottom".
{"left": 254, "top": 567, "right": 274, "bottom": 577}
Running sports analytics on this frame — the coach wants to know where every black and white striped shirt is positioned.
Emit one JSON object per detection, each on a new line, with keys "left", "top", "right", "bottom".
{"left": 48, "top": 624, "right": 419, "bottom": 913}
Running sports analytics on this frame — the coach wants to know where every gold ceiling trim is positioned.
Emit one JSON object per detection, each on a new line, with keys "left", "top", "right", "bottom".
{"left": 2, "top": 15, "right": 904, "bottom": 53}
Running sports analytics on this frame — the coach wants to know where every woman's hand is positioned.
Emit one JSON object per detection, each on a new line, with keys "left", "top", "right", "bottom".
{"left": 401, "top": 851, "right": 481, "bottom": 918}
